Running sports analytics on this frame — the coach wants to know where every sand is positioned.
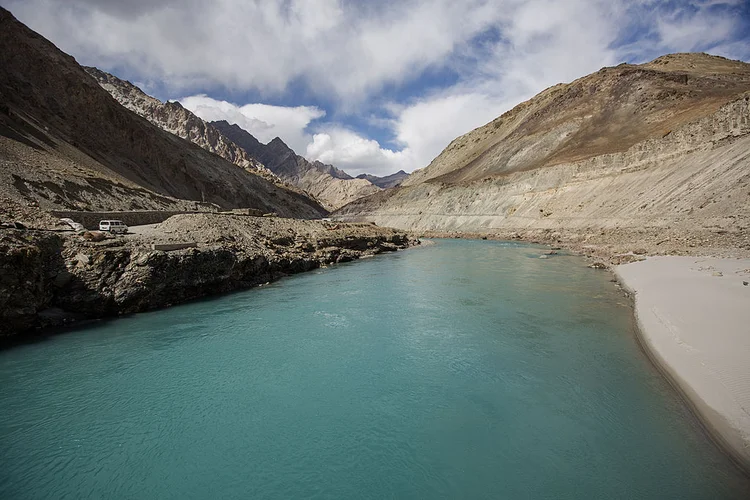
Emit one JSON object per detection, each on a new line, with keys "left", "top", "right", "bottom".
{"left": 616, "top": 256, "right": 750, "bottom": 471}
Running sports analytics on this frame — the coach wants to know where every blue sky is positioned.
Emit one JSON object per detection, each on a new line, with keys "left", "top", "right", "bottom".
{"left": 5, "top": 0, "right": 750, "bottom": 176}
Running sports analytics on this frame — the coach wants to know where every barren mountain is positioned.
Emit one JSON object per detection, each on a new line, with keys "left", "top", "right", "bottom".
{"left": 338, "top": 53, "right": 750, "bottom": 256}
{"left": 356, "top": 170, "right": 409, "bottom": 189}
{"left": 0, "top": 8, "right": 326, "bottom": 219}
{"left": 212, "top": 120, "right": 381, "bottom": 210}
{"left": 84, "top": 67, "right": 280, "bottom": 183}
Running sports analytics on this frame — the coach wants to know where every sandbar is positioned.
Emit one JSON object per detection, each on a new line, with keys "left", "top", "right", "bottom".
{"left": 616, "top": 256, "right": 750, "bottom": 471}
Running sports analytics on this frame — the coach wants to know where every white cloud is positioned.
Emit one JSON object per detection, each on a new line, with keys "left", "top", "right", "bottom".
{"left": 306, "top": 128, "right": 412, "bottom": 176}
{"left": 179, "top": 95, "right": 325, "bottom": 154}
{"left": 179, "top": 95, "right": 411, "bottom": 176}
{"left": 656, "top": 5, "right": 739, "bottom": 52}
{"left": 5, "top": 0, "right": 510, "bottom": 103}
{"left": 393, "top": 93, "right": 509, "bottom": 170}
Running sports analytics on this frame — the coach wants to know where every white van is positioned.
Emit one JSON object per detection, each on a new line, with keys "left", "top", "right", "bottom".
{"left": 98, "top": 220, "right": 128, "bottom": 234}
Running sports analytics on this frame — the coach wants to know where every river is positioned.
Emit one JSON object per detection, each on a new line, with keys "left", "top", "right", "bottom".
{"left": 1, "top": 240, "right": 747, "bottom": 499}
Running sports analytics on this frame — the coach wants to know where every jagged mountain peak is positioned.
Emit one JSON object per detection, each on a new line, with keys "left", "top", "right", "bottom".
{"left": 84, "top": 66, "right": 286, "bottom": 184}
{"left": 212, "top": 121, "right": 380, "bottom": 210}
{"left": 269, "top": 136, "right": 289, "bottom": 147}
{"left": 356, "top": 170, "right": 410, "bottom": 189}
{"left": 310, "top": 160, "right": 352, "bottom": 180}
{"left": 266, "top": 136, "right": 295, "bottom": 157}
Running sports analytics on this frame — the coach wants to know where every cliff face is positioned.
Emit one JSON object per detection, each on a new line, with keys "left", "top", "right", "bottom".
{"left": 337, "top": 54, "right": 750, "bottom": 255}
{"left": 212, "top": 121, "right": 381, "bottom": 210}
{"left": 0, "top": 8, "right": 326, "bottom": 218}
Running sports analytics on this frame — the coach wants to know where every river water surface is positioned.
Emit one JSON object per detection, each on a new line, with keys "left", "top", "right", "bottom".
{"left": 1, "top": 240, "right": 748, "bottom": 499}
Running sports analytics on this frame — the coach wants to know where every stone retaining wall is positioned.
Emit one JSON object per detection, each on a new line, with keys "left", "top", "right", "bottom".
{"left": 50, "top": 210, "right": 194, "bottom": 229}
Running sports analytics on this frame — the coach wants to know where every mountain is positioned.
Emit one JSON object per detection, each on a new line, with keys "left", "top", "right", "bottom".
{"left": 0, "top": 7, "right": 325, "bottom": 218}
{"left": 356, "top": 170, "right": 409, "bottom": 189}
{"left": 402, "top": 53, "right": 750, "bottom": 187}
{"left": 84, "top": 67, "right": 276, "bottom": 181}
{"left": 337, "top": 53, "right": 750, "bottom": 252}
{"left": 211, "top": 120, "right": 380, "bottom": 210}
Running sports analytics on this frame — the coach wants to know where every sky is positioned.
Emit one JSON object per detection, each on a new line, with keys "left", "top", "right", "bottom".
{"left": 4, "top": 0, "right": 750, "bottom": 177}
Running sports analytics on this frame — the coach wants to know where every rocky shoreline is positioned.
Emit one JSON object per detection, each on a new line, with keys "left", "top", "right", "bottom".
{"left": 413, "top": 225, "right": 750, "bottom": 268}
{"left": 0, "top": 214, "right": 419, "bottom": 339}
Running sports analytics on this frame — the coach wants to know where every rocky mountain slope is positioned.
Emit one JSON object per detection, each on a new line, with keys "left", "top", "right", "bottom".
{"left": 0, "top": 7, "right": 326, "bottom": 219}
{"left": 212, "top": 120, "right": 381, "bottom": 210}
{"left": 84, "top": 67, "right": 280, "bottom": 183}
{"left": 356, "top": 170, "right": 409, "bottom": 188}
{"left": 338, "top": 53, "right": 750, "bottom": 256}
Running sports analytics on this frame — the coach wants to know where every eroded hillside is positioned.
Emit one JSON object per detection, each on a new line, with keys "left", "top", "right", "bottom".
{"left": 338, "top": 54, "right": 750, "bottom": 257}
{"left": 85, "top": 67, "right": 284, "bottom": 185}
{"left": 404, "top": 53, "right": 750, "bottom": 187}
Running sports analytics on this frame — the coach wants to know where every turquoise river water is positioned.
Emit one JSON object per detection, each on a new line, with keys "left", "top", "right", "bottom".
{"left": 1, "top": 240, "right": 748, "bottom": 499}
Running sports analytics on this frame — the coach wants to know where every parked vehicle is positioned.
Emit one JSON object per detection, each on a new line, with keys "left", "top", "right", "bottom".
{"left": 98, "top": 220, "right": 128, "bottom": 234}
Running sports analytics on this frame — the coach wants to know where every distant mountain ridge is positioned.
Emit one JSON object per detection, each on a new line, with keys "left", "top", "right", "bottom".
{"left": 356, "top": 170, "right": 409, "bottom": 189}
{"left": 0, "top": 7, "right": 326, "bottom": 218}
{"left": 84, "top": 67, "right": 386, "bottom": 211}
{"left": 211, "top": 120, "right": 381, "bottom": 210}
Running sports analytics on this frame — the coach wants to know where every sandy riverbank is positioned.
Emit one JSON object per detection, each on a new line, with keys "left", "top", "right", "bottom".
{"left": 615, "top": 256, "right": 750, "bottom": 472}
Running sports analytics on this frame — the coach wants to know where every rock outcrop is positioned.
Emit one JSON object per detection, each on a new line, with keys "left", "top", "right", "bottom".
{"left": 0, "top": 214, "right": 418, "bottom": 338}
{"left": 212, "top": 121, "right": 381, "bottom": 210}
{"left": 337, "top": 54, "right": 750, "bottom": 257}
{"left": 0, "top": 7, "right": 326, "bottom": 218}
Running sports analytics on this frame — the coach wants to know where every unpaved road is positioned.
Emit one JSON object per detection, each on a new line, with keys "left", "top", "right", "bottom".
{"left": 125, "top": 223, "right": 161, "bottom": 238}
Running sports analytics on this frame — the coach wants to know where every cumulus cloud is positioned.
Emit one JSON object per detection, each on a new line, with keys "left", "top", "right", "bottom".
{"left": 656, "top": 6, "right": 739, "bottom": 52}
{"left": 5, "top": 0, "right": 748, "bottom": 176}
{"left": 306, "top": 128, "right": 411, "bottom": 176}
{"left": 179, "top": 95, "right": 325, "bottom": 154}
{"left": 4, "top": 0, "right": 507, "bottom": 101}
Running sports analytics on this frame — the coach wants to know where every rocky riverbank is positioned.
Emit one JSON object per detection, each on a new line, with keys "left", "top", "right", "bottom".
{"left": 414, "top": 223, "right": 750, "bottom": 268}
{"left": 0, "top": 214, "right": 418, "bottom": 339}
